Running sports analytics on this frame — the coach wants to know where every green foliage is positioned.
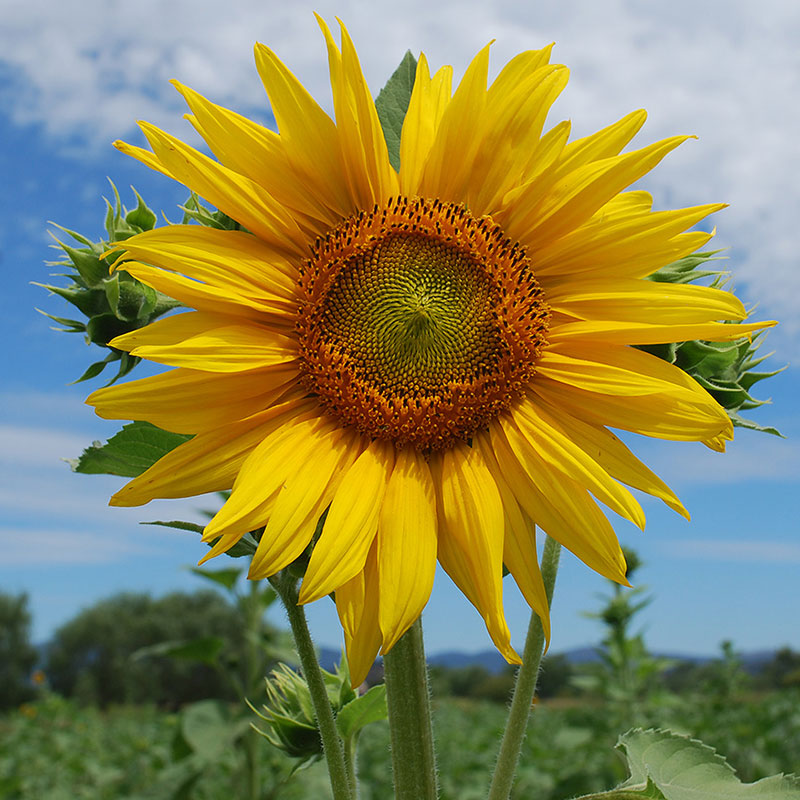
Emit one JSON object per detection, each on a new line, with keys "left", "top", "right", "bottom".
{"left": 757, "top": 648, "right": 800, "bottom": 690}
{"left": 43, "top": 590, "right": 265, "bottom": 707}
{"left": 374, "top": 50, "right": 418, "bottom": 170}
{"left": 38, "top": 183, "right": 181, "bottom": 384}
{"left": 603, "top": 727, "right": 800, "bottom": 800}
{"left": 71, "top": 420, "right": 191, "bottom": 477}
{"left": 0, "top": 592, "right": 38, "bottom": 710}
{"left": 641, "top": 252, "right": 783, "bottom": 436}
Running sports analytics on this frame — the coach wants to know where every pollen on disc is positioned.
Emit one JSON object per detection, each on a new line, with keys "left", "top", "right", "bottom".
{"left": 296, "top": 197, "right": 551, "bottom": 451}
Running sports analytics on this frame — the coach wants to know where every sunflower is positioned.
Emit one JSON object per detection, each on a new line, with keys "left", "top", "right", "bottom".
{"left": 87, "top": 19, "right": 772, "bottom": 686}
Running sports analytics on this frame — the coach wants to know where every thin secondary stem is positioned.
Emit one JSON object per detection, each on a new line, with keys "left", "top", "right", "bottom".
{"left": 383, "top": 617, "right": 438, "bottom": 800}
{"left": 487, "top": 535, "right": 562, "bottom": 800}
{"left": 269, "top": 573, "right": 353, "bottom": 800}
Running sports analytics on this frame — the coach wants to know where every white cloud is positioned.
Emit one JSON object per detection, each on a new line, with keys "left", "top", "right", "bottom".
{"left": 658, "top": 538, "right": 800, "bottom": 564}
{"left": 0, "top": 526, "right": 155, "bottom": 565}
{"left": 2, "top": 0, "right": 799, "bottom": 352}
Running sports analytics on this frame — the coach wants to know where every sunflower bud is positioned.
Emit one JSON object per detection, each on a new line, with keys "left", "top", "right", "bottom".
{"left": 37, "top": 183, "right": 181, "bottom": 385}
{"left": 250, "top": 660, "right": 357, "bottom": 761}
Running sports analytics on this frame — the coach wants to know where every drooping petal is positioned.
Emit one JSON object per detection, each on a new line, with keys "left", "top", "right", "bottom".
{"left": 435, "top": 442, "right": 520, "bottom": 664}
{"left": 335, "top": 543, "right": 383, "bottom": 687}
{"left": 376, "top": 447, "right": 438, "bottom": 652}
{"left": 109, "top": 311, "right": 296, "bottom": 372}
{"left": 108, "top": 395, "right": 316, "bottom": 506}
{"left": 299, "top": 439, "right": 395, "bottom": 603}
{"left": 88, "top": 363, "right": 299, "bottom": 434}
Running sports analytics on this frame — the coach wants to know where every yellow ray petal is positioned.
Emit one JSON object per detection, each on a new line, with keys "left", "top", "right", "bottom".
{"left": 113, "top": 139, "right": 176, "bottom": 180}
{"left": 508, "top": 405, "right": 646, "bottom": 530}
{"left": 417, "top": 43, "right": 492, "bottom": 202}
{"left": 136, "top": 122, "right": 308, "bottom": 257}
{"left": 88, "top": 363, "right": 299, "bottom": 434}
{"left": 559, "top": 109, "right": 648, "bottom": 169}
{"left": 109, "top": 225, "right": 298, "bottom": 298}
{"left": 172, "top": 80, "right": 341, "bottom": 230}
{"left": 299, "top": 440, "right": 395, "bottom": 604}
{"left": 336, "top": 543, "right": 383, "bottom": 687}
{"left": 399, "top": 54, "right": 453, "bottom": 195}
{"left": 109, "top": 395, "right": 316, "bottom": 506}
{"left": 377, "top": 447, "right": 438, "bottom": 653}
{"left": 115, "top": 261, "right": 296, "bottom": 325}
{"left": 548, "top": 318, "right": 776, "bottom": 346}
{"left": 469, "top": 63, "right": 569, "bottom": 213}
{"left": 316, "top": 17, "right": 399, "bottom": 207}
{"left": 490, "top": 424, "right": 628, "bottom": 584}
{"left": 254, "top": 42, "right": 355, "bottom": 218}
{"left": 109, "top": 311, "right": 296, "bottom": 372}
{"left": 528, "top": 394, "right": 688, "bottom": 518}
{"left": 532, "top": 203, "right": 725, "bottom": 279}
{"left": 476, "top": 433, "right": 551, "bottom": 642}
{"left": 506, "top": 135, "right": 691, "bottom": 248}
{"left": 202, "top": 412, "right": 337, "bottom": 543}
{"left": 248, "top": 428, "right": 361, "bottom": 579}
{"left": 435, "top": 443, "right": 520, "bottom": 664}
{"left": 546, "top": 277, "right": 746, "bottom": 326}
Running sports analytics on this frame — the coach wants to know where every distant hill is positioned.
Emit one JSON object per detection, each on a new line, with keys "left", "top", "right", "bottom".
{"left": 317, "top": 645, "right": 781, "bottom": 675}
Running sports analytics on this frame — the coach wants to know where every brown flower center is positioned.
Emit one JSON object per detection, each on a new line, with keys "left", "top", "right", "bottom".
{"left": 296, "top": 197, "right": 550, "bottom": 450}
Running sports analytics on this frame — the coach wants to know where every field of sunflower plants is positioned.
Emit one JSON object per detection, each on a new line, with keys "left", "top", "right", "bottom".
{"left": 28, "top": 18, "right": 796, "bottom": 800}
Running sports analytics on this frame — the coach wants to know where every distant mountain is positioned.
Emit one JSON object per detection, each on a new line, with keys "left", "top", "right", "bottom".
{"left": 317, "top": 645, "right": 783, "bottom": 676}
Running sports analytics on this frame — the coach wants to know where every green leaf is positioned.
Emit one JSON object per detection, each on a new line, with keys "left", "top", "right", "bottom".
{"left": 335, "top": 684, "right": 388, "bottom": 740}
{"left": 179, "top": 700, "right": 236, "bottom": 762}
{"left": 616, "top": 728, "right": 800, "bottom": 800}
{"left": 190, "top": 566, "right": 241, "bottom": 592}
{"left": 143, "top": 520, "right": 205, "bottom": 534}
{"left": 374, "top": 50, "right": 418, "bottom": 171}
{"left": 73, "top": 421, "right": 191, "bottom": 477}
{"left": 133, "top": 636, "right": 225, "bottom": 666}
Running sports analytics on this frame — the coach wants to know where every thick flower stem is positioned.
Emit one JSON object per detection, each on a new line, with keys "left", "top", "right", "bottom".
{"left": 487, "top": 535, "right": 562, "bottom": 800}
{"left": 270, "top": 573, "right": 353, "bottom": 800}
{"left": 383, "top": 618, "right": 439, "bottom": 800}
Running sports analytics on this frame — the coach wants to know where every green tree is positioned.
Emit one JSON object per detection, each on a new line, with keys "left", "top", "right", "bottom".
{"left": 0, "top": 592, "right": 38, "bottom": 709}
{"left": 44, "top": 589, "right": 272, "bottom": 706}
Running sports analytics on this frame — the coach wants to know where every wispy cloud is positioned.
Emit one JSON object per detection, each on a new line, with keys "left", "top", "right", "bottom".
{"left": 0, "top": 526, "right": 156, "bottom": 565}
{"left": 2, "top": 0, "right": 799, "bottom": 350}
{"left": 658, "top": 538, "right": 800, "bottom": 565}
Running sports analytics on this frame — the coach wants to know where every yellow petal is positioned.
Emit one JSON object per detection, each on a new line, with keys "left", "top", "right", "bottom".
{"left": 548, "top": 318, "right": 776, "bottom": 346}
{"left": 490, "top": 423, "right": 628, "bottom": 584}
{"left": 435, "top": 442, "right": 520, "bottom": 664}
{"left": 172, "top": 80, "right": 340, "bottom": 230}
{"left": 336, "top": 543, "right": 383, "bottom": 687}
{"left": 201, "top": 412, "right": 337, "bottom": 544}
{"left": 137, "top": 122, "right": 308, "bottom": 257}
{"left": 109, "top": 311, "right": 296, "bottom": 372}
{"left": 417, "top": 43, "right": 492, "bottom": 202}
{"left": 528, "top": 394, "right": 688, "bottom": 519}
{"left": 254, "top": 42, "right": 355, "bottom": 218}
{"left": 247, "top": 428, "right": 360, "bottom": 579}
{"left": 509, "top": 404, "right": 646, "bottom": 530}
{"left": 377, "top": 447, "right": 438, "bottom": 652}
{"left": 399, "top": 54, "right": 453, "bottom": 195}
{"left": 109, "top": 395, "right": 316, "bottom": 506}
{"left": 109, "top": 225, "right": 298, "bottom": 299}
{"left": 88, "top": 363, "right": 299, "bottom": 434}
{"left": 546, "top": 277, "right": 746, "bottom": 324}
{"left": 316, "top": 17, "right": 399, "bottom": 207}
{"left": 299, "top": 439, "right": 395, "bottom": 603}
{"left": 476, "top": 433, "right": 551, "bottom": 643}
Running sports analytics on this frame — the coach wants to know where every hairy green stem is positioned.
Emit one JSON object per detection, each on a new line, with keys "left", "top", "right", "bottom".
{"left": 270, "top": 573, "right": 353, "bottom": 800}
{"left": 487, "top": 535, "right": 562, "bottom": 800}
{"left": 383, "top": 618, "right": 438, "bottom": 799}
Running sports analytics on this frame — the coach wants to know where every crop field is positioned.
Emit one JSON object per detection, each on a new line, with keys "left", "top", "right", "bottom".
{"left": 3, "top": 689, "right": 799, "bottom": 800}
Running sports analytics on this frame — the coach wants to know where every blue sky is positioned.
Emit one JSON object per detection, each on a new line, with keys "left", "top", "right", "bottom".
{"left": 1, "top": 0, "right": 798, "bottom": 661}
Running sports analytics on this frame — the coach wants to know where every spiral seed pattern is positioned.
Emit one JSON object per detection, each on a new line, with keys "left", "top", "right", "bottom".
{"left": 296, "top": 197, "right": 550, "bottom": 450}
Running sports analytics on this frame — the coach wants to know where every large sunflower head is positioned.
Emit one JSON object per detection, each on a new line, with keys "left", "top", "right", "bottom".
{"left": 87, "top": 19, "right": 773, "bottom": 686}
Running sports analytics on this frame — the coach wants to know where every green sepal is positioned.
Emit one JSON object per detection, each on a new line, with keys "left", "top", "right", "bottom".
{"left": 125, "top": 187, "right": 158, "bottom": 231}
{"left": 142, "top": 520, "right": 206, "bottom": 534}
{"left": 374, "top": 50, "right": 418, "bottom": 171}
{"left": 72, "top": 421, "right": 191, "bottom": 477}
{"left": 181, "top": 193, "right": 244, "bottom": 230}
